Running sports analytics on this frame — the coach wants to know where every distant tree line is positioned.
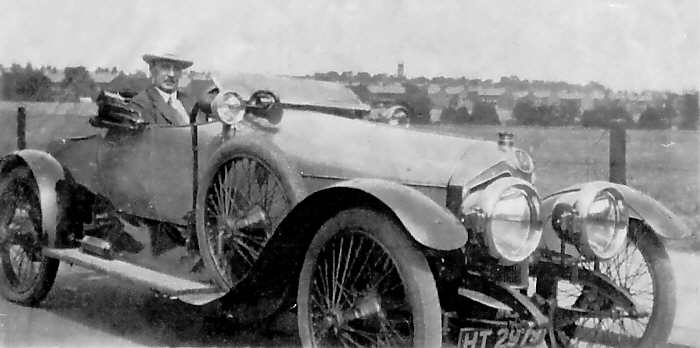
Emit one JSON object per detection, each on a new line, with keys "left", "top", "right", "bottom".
{"left": 440, "top": 102, "right": 500, "bottom": 125}
{"left": 0, "top": 64, "right": 102, "bottom": 102}
{"left": 1, "top": 63, "right": 54, "bottom": 101}
{"left": 0, "top": 63, "right": 146, "bottom": 103}
{"left": 510, "top": 94, "right": 698, "bottom": 130}
{"left": 3, "top": 63, "right": 697, "bottom": 130}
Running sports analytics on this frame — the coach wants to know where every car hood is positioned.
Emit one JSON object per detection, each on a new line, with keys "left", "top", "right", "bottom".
{"left": 227, "top": 110, "right": 515, "bottom": 188}
{"left": 203, "top": 75, "right": 515, "bottom": 188}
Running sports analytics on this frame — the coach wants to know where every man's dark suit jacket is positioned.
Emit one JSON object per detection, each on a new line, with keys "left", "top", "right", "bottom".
{"left": 131, "top": 86, "right": 196, "bottom": 126}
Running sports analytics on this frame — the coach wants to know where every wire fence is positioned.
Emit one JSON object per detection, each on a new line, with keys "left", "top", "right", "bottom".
{"left": 0, "top": 103, "right": 96, "bottom": 153}
{"left": 0, "top": 101, "right": 96, "bottom": 116}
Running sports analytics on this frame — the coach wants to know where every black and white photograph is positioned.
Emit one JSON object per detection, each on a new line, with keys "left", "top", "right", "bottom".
{"left": 0, "top": 0, "right": 698, "bottom": 347}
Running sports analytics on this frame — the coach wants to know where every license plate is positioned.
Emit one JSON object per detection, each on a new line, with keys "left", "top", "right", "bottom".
{"left": 458, "top": 327, "right": 545, "bottom": 348}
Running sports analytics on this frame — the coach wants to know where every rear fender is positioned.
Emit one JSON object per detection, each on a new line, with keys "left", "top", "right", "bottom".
{"left": 540, "top": 181, "right": 691, "bottom": 255}
{"left": 0, "top": 150, "right": 68, "bottom": 247}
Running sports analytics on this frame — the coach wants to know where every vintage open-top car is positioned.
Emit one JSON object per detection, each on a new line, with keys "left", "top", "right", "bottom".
{"left": 0, "top": 74, "right": 691, "bottom": 347}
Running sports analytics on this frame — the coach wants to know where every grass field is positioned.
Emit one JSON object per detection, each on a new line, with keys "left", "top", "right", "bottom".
{"left": 416, "top": 123, "right": 700, "bottom": 249}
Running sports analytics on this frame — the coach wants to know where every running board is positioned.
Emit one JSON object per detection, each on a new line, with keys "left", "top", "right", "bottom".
{"left": 43, "top": 247, "right": 225, "bottom": 300}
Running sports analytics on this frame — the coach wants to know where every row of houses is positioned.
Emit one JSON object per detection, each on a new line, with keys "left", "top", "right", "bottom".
{"left": 355, "top": 79, "right": 682, "bottom": 122}
{"left": 359, "top": 81, "right": 609, "bottom": 108}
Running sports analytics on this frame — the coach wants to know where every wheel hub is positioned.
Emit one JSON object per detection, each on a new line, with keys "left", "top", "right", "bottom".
{"left": 1, "top": 206, "right": 38, "bottom": 252}
{"left": 220, "top": 205, "right": 268, "bottom": 232}
{"left": 319, "top": 312, "right": 339, "bottom": 333}
{"left": 348, "top": 291, "right": 384, "bottom": 321}
{"left": 319, "top": 291, "right": 386, "bottom": 336}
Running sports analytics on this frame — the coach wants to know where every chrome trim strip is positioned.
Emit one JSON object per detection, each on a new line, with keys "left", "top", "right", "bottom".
{"left": 299, "top": 171, "right": 446, "bottom": 190}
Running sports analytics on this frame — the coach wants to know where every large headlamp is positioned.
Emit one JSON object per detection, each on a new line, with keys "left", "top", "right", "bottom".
{"left": 462, "top": 177, "right": 542, "bottom": 264}
{"left": 211, "top": 91, "right": 245, "bottom": 125}
{"left": 551, "top": 183, "right": 628, "bottom": 260}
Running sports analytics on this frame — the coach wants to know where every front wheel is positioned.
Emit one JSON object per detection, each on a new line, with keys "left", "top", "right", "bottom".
{"left": 0, "top": 167, "right": 59, "bottom": 306}
{"left": 544, "top": 221, "right": 675, "bottom": 347}
{"left": 297, "top": 208, "right": 442, "bottom": 347}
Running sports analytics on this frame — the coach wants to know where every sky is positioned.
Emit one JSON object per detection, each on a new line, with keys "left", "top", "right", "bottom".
{"left": 0, "top": 0, "right": 698, "bottom": 92}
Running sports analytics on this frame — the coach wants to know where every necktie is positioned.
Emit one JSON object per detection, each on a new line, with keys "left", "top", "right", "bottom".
{"left": 168, "top": 96, "right": 190, "bottom": 125}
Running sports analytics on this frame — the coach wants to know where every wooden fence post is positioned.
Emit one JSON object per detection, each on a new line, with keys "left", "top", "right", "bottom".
{"left": 609, "top": 119, "right": 626, "bottom": 184}
{"left": 17, "top": 106, "right": 26, "bottom": 150}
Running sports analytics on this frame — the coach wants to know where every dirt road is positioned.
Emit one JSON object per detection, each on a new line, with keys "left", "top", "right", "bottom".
{"left": 669, "top": 251, "right": 700, "bottom": 346}
{"left": 0, "top": 250, "right": 698, "bottom": 347}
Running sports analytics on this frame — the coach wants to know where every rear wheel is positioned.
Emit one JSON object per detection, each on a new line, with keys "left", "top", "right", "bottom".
{"left": 545, "top": 221, "right": 675, "bottom": 347}
{"left": 297, "top": 208, "right": 442, "bottom": 347}
{"left": 198, "top": 152, "right": 297, "bottom": 289}
{"left": 0, "top": 167, "right": 58, "bottom": 306}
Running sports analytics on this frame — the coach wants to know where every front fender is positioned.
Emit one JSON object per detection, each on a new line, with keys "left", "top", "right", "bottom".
{"left": 0, "top": 149, "right": 67, "bottom": 247}
{"left": 332, "top": 178, "right": 467, "bottom": 250}
{"left": 613, "top": 183, "right": 692, "bottom": 239}
{"left": 218, "top": 178, "right": 466, "bottom": 313}
{"left": 541, "top": 181, "right": 691, "bottom": 253}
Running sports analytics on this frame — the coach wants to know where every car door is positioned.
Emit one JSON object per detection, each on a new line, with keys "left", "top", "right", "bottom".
{"left": 96, "top": 128, "right": 158, "bottom": 218}
{"left": 96, "top": 123, "right": 196, "bottom": 224}
{"left": 144, "top": 124, "right": 195, "bottom": 224}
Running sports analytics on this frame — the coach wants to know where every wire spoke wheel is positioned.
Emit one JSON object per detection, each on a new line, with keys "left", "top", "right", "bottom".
{"left": 310, "top": 231, "right": 412, "bottom": 347}
{"left": 203, "top": 155, "right": 292, "bottom": 287}
{"left": 1, "top": 203, "right": 42, "bottom": 293}
{"left": 0, "top": 167, "right": 58, "bottom": 306}
{"left": 298, "top": 208, "right": 441, "bottom": 348}
{"left": 551, "top": 223, "right": 674, "bottom": 348}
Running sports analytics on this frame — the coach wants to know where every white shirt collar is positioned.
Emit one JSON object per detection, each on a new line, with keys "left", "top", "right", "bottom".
{"left": 155, "top": 87, "right": 177, "bottom": 103}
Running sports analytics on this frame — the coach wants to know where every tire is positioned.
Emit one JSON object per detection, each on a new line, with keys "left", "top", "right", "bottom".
{"left": 0, "top": 167, "right": 59, "bottom": 306}
{"left": 197, "top": 138, "right": 305, "bottom": 290}
{"left": 546, "top": 221, "right": 675, "bottom": 347}
{"left": 297, "top": 208, "right": 442, "bottom": 347}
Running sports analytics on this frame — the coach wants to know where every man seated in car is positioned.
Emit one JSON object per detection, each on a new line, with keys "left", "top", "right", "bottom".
{"left": 86, "top": 53, "right": 198, "bottom": 254}
{"left": 132, "top": 52, "right": 196, "bottom": 126}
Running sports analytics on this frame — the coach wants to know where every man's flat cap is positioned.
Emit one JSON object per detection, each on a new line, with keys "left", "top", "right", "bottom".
{"left": 142, "top": 53, "right": 193, "bottom": 69}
